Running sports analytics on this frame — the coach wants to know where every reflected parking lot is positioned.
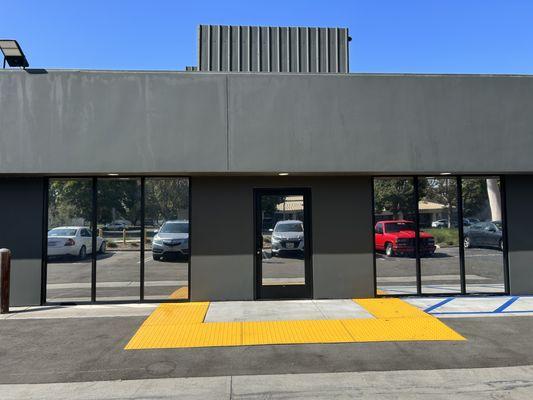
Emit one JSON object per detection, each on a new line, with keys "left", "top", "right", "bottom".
{"left": 261, "top": 252, "right": 305, "bottom": 285}
{"left": 48, "top": 249, "right": 306, "bottom": 301}
{"left": 374, "top": 176, "right": 506, "bottom": 295}
{"left": 47, "top": 250, "right": 189, "bottom": 302}
{"left": 377, "top": 246, "right": 505, "bottom": 294}
{"left": 46, "top": 177, "right": 190, "bottom": 303}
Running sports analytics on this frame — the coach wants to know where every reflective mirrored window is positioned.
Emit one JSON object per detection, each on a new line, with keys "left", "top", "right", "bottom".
{"left": 144, "top": 178, "right": 189, "bottom": 300}
{"left": 373, "top": 178, "right": 418, "bottom": 295}
{"left": 462, "top": 177, "right": 505, "bottom": 293}
{"left": 96, "top": 178, "right": 141, "bottom": 301}
{"left": 419, "top": 177, "right": 461, "bottom": 294}
{"left": 260, "top": 194, "right": 306, "bottom": 286}
{"left": 47, "top": 178, "right": 93, "bottom": 302}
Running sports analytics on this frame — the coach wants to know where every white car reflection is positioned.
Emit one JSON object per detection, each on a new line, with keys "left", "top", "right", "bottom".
{"left": 47, "top": 226, "right": 106, "bottom": 259}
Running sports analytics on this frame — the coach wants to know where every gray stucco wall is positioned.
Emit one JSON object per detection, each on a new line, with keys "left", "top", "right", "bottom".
{"left": 190, "top": 177, "right": 255, "bottom": 301}
{"left": 0, "top": 71, "right": 228, "bottom": 174}
{"left": 0, "top": 178, "right": 43, "bottom": 306}
{"left": 1, "top": 70, "right": 533, "bottom": 175}
{"left": 311, "top": 177, "right": 374, "bottom": 298}
{"left": 505, "top": 175, "right": 533, "bottom": 295}
{"left": 190, "top": 176, "right": 374, "bottom": 301}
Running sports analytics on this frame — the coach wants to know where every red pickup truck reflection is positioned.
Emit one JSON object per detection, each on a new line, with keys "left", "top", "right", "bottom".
{"left": 375, "top": 220, "right": 436, "bottom": 257}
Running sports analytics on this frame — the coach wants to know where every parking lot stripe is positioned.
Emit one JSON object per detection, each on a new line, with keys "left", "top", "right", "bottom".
{"left": 493, "top": 296, "right": 519, "bottom": 313}
{"left": 424, "top": 298, "right": 455, "bottom": 313}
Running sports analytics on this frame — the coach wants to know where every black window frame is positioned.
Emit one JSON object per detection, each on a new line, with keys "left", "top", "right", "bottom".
{"left": 42, "top": 175, "right": 192, "bottom": 305}
{"left": 372, "top": 174, "right": 509, "bottom": 298}
{"left": 254, "top": 187, "right": 313, "bottom": 300}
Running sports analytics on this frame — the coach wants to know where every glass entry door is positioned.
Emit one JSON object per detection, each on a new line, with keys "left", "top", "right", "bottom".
{"left": 255, "top": 188, "right": 312, "bottom": 299}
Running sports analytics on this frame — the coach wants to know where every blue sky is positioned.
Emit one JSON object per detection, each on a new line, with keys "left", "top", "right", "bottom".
{"left": 2, "top": 0, "right": 532, "bottom": 73}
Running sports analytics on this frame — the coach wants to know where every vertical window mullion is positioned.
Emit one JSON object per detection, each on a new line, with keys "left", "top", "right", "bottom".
{"left": 501, "top": 175, "right": 510, "bottom": 294}
{"left": 371, "top": 178, "right": 378, "bottom": 297}
{"left": 457, "top": 176, "right": 467, "bottom": 294}
{"left": 414, "top": 176, "right": 422, "bottom": 295}
{"left": 91, "top": 177, "right": 97, "bottom": 303}
{"left": 140, "top": 177, "right": 145, "bottom": 302}
{"left": 41, "top": 177, "right": 49, "bottom": 305}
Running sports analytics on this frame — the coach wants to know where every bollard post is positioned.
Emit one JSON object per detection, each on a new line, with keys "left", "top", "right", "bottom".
{"left": 0, "top": 248, "right": 11, "bottom": 314}
{"left": 123, "top": 228, "right": 126, "bottom": 244}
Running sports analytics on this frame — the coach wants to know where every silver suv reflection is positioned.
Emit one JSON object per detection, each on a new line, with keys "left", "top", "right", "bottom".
{"left": 270, "top": 220, "right": 304, "bottom": 257}
{"left": 152, "top": 220, "right": 189, "bottom": 261}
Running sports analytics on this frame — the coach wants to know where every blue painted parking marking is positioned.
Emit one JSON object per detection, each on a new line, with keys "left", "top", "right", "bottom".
{"left": 432, "top": 311, "right": 501, "bottom": 315}
{"left": 493, "top": 296, "right": 519, "bottom": 313}
{"left": 428, "top": 296, "right": 533, "bottom": 315}
{"left": 424, "top": 297, "right": 454, "bottom": 313}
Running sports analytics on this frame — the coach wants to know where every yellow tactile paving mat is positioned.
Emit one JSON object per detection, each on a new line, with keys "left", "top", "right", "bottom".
{"left": 125, "top": 297, "right": 465, "bottom": 349}
{"left": 127, "top": 322, "right": 242, "bottom": 349}
{"left": 142, "top": 302, "right": 208, "bottom": 326}
{"left": 342, "top": 317, "right": 462, "bottom": 342}
{"left": 242, "top": 320, "right": 354, "bottom": 345}
{"left": 354, "top": 298, "right": 430, "bottom": 319}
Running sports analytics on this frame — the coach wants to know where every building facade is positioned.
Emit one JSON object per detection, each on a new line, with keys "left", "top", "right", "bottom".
{"left": 1, "top": 26, "right": 533, "bottom": 306}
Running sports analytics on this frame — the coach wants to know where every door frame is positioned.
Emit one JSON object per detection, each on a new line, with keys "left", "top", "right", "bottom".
{"left": 254, "top": 188, "right": 313, "bottom": 300}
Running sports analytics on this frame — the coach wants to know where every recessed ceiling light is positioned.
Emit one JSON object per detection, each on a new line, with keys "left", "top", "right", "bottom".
{"left": 107, "top": 173, "right": 119, "bottom": 176}
{"left": 278, "top": 172, "right": 289, "bottom": 176}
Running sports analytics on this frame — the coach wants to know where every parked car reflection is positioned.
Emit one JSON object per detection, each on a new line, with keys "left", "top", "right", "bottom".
{"left": 463, "top": 218, "right": 480, "bottom": 227}
{"left": 104, "top": 219, "right": 132, "bottom": 230}
{"left": 431, "top": 219, "right": 449, "bottom": 228}
{"left": 464, "top": 221, "right": 503, "bottom": 251}
{"left": 270, "top": 220, "right": 304, "bottom": 257}
{"left": 375, "top": 220, "right": 436, "bottom": 257}
{"left": 152, "top": 220, "right": 189, "bottom": 261}
{"left": 47, "top": 226, "right": 106, "bottom": 259}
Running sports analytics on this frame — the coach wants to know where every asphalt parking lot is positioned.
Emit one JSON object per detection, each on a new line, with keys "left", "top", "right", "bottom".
{"left": 1, "top": 312, "right": 533, "bottom": 385}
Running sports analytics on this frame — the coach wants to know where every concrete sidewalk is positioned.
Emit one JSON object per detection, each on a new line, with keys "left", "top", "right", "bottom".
{"left": 2, "top": 365, "right": 533, "bottom": 399}
{"left": 4, "top": 296, "right": 533, "bottom": 321}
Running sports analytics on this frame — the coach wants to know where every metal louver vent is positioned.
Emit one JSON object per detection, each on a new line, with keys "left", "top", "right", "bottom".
{"left": 198, "top": 25, "right": 350, "bottom": 73}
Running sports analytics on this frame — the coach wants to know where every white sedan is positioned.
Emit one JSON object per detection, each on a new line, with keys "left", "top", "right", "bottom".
{"left": 47, "top": 226, "right": 106, "bottom": 259}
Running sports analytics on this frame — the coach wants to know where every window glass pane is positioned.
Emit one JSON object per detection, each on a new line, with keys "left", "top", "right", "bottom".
{"left": 261, "top": 195, "right": 305, "bottom": 286}
{"left": 373, "top": 178, "right": 417, "bottom": 295}
{"left": 47, "top": 179, "right": 92, "bottom": 302}
{"left": 144, "top": 178, "right": 189, "bottom": 300}
{"left": 96, "top": 178, "right": 141, "bottom": 301}
{"left": 419, "top": 177, "right": 461, "bottom": 294}
{"left": 462, "top": 177, "right": 505, "bottom": 293}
